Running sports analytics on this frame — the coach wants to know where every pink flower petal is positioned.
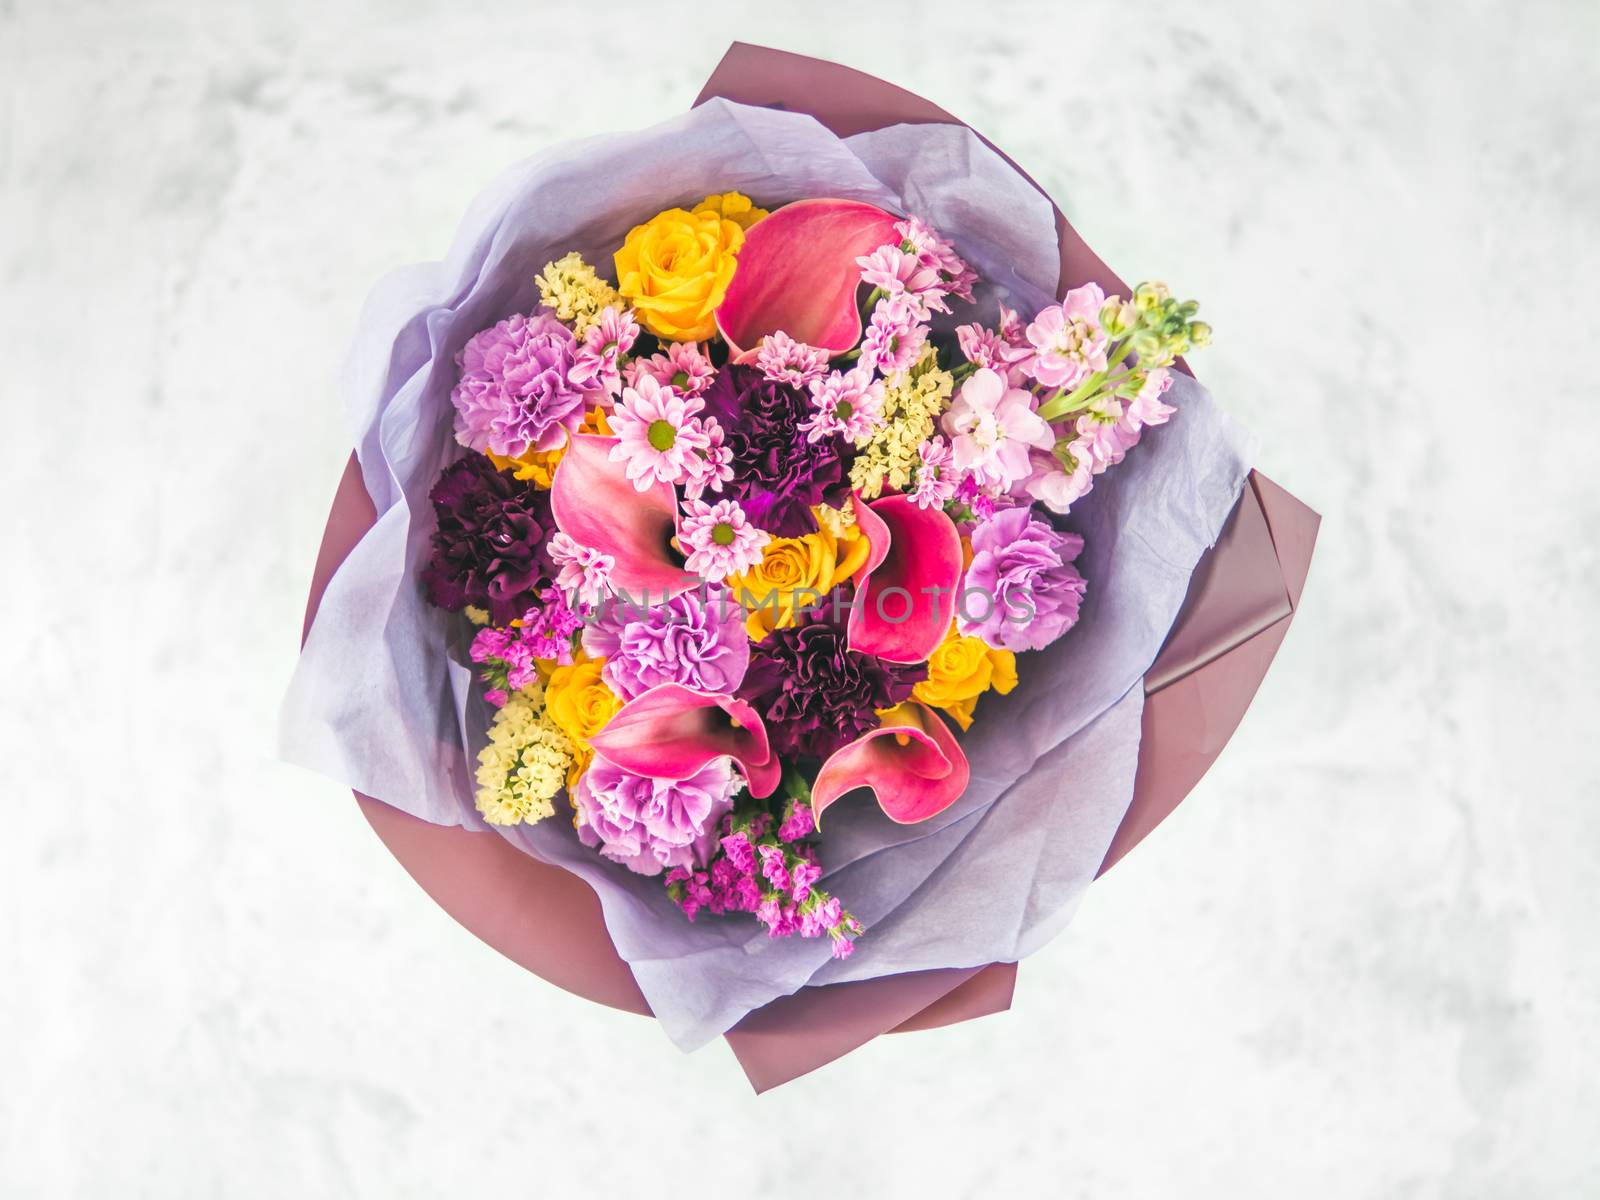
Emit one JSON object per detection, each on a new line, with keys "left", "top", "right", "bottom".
{"left": 811, "top": 704, "right": 969, "bottom": 825}
{"left": 550, "top": 434, "right": 700, "bottom": 600}
{"left": 715, "top": 198, "right": 901, "bottom": 361}
{"left": 848, "top": 494, "right": 962, "bottom": 663}
{"left": 588, "top": 683, "right": 782, "bottom": 799}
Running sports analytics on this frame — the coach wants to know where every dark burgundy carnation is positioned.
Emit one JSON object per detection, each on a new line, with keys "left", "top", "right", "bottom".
{"left": 700, "top": 363, "right": 847, "bottom": 537}
{"left": 421, "top": 453, "right": 555, "bottom": 624}
{"left": 738, "top": 608, "right": 926, "bottom": 761}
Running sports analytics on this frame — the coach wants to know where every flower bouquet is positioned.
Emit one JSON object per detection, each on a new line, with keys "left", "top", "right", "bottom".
{"left": 287, "top": 44, "right": 1319, "bottom": 1090}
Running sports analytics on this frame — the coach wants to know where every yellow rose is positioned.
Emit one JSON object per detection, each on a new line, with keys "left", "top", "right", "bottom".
{"left": 727, "top": 511, "right": 873, "bottom": 639}
{"left": 614, "top": 194, "right": 758, "bottom": 341}
{"left": 542, "top": 652, "right": 623, "bottom": 786}
{"left": 912, "top": 626, "right": 1018, "bottom": 731}
{"left": 488, "top": 406, "right": 612, "bottom": 489}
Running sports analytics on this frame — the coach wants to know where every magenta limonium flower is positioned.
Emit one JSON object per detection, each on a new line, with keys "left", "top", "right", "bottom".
{"left": 802, "top": 365, "right": 885, "bottom": 444}
{"left": 469, "top": 587, "right": 586, "bottom": 700}
{"left": 608, "top": 375, "right": 711, "bottom": 489}
{"left": 756, "top": 330, "right": 831, "bottom": 387}
{"left": 678, "top": 497, "right": 771, "bottom": 578}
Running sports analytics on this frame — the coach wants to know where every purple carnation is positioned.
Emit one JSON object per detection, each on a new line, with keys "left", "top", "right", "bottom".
{"left": 699, "top": 364, "right": 847, "bottom": 537}
{"left": 574, "top": 757, "right": 740, "bottom": 877}
{"left": 451, "top": 311, "right": 595, "bottom": 458}
{"left": 421, "top": 454, "right": 555, "bottom": 624}
{"left": 957, "top": 505, "right": 1087, "bottom": 651}
{"left": 581, "top": 584, "right": 749, "bottom": 699}
{"left": 737, "top": 609, "right": 925, "bottom": 760}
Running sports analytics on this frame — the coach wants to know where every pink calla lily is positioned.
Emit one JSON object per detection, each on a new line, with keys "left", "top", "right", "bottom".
{"left": 715, "top": 198, "right": 900, "bottom": 361}
{"left": 811, "top": 703, "right": 970, "bottom": 825}
{"left": 550, "top": 433, "right": 700, "bottom": 600}
{"left": 848, "top": 493, "right": 963, "bottom": 663}
{"left": 588, "top": 683, "right": 782, "bottom": 800}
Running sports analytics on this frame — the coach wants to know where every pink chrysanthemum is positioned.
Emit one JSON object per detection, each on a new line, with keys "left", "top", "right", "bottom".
{"left": 625, "top": 341, "right": 716, "bottom": 396}
{"left": 895, "top": 216, "right": 977, "bottom": 302}
{"left": 678, "top": 498, "right": 771, "bottom": 579}
{"left": 547, "top": 531, "right": 614, "bottom": 603}
{"left": 802, "top": 366, "right": 885, "bottom": 444}
{"left": 567, "top": 305, "right": 639, "bottom": 398}
{"left": 607, "top": 376, "right": 711, "bottom": 490}
{"left": 682, "top": 418, "right": 735, "bottom": 502}
{"left": 756, "top": 331, "right": 831, "bottom": 387}
{"left": 911, "top": 435, "right": 960, "bottom": 510}
{"left": 854, "top": 244, "right": 951, "bottom": 317}
{"left": 1025, "top": 284, "right": 1110, "bottom": 390}
{"left": 858, "top": 295, "right": 928, "bottom": 376}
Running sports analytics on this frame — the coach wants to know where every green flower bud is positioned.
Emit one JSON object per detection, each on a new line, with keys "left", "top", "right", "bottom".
{"left": 1133, "top": 281, "right": 1169, "bottom": 312}
{"left": 1130, "top": 329, "right": 1161, "bottom": 361}
{"left": 1188, "top": 320, "right": 1212, "bottom": 349}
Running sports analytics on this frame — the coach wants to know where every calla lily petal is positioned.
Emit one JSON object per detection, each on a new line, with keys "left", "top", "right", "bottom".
{"left": 715, "top": 198, "right": 901, "bottom": 360}
{"left": 588, "top": 683, "right": 781, "bottom": 799}
{"left": 848, "top": 494, "right": 962, "bottom": 663}
{"left": 812, "top": 703, "right": 969, "bottom": 825}
{"left": 550, "top": 433, "right": 700, "bottom": 600}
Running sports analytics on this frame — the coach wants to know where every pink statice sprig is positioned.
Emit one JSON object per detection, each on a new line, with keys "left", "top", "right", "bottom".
{"left": 664, "top": 785, "right": 863, "bottom": 959}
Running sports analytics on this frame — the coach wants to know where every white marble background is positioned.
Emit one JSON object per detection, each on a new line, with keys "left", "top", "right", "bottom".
{"left": 3, "top": 0, "right": 1597, "bottom": 1194}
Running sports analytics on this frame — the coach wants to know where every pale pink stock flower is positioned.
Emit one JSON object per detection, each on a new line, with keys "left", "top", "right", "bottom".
{"left": 1025, "top": 284, "right": 1110, "bottom": 389}
{"left": 1074, "top": 397, "right": 1141, "bottom": 472}
{"left": 1125, "top": 366, "right": 1177, "bottom": 428}
{"left": 859, "top": 295, "right": 928, "bottom": 376}
{"left": 567, "top": 305, "right": 639, "bottom": 397}
{"left": 940, "top": 367, "right": 1054, "bottom": 491}
{"left": 756, "top": 331, "right": 831, "bottom": 387}
{"left": 608, "top": 376, "right": 711, "bottom": 489}
{"left": 624, "top": 341, "right": 716, "bottom": 396}
{"left": 548, "top": 532, "right": 614, "bottom": 603}
{"left": 911, "top": 436, "right": 959, "bottom": 510}
{"left": 803, "top": 366, "right": 886, "bottom": 444}
{"left": 679, "top": 498, "right": 771, "bottom": 578}
{"left": 1019, "top": 447, "right": 1095, "bottom": 514}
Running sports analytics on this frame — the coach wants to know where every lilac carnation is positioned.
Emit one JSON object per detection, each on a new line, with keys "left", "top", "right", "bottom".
{"left": 574, "top": 757, "right": 740, "bottom": 876}
{"left": 699, "top": 364, "right": 847, "bottom": 537}
{"left": 451, "top": 311, "right": 595, "bottom": 458}
{"left": 421, "top": 454, "right": 555, "bottom": 624}
{"left": 958, "top": 506, "right": 1087, "bottom": 652}
{"left": 582, "top": 584, "right": 750, "bottom": 699}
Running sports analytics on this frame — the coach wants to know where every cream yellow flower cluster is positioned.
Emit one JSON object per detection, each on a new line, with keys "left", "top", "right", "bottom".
{"left": 535, "top": 252, "right": 624, "bottom": 335}
{"left": 848, "top": 346, "right": 955, "bottom": 499}
{"left": 473, "top": 683, "right": 574, "bottom": 827}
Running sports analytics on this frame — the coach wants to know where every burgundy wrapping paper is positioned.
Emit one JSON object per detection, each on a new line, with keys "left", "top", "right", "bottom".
{"left": 299, "top": 43, "right": 1319, "bottom": 1093}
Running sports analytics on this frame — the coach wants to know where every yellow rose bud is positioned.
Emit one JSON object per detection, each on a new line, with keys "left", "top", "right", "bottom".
{"left": 693, "top": 192, "right": 769, "bottom": 232}
{"left": 614, "top": 194, "right": 756, "bottom": 341}
{"left": 912, "top": 626, "right": 1018, "bottom": 731}
{"left": 543, "top": 653, "right": 623, "bottom": 787}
